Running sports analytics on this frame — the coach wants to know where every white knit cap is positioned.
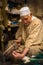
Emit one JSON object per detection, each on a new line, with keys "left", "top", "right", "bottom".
{"left": 19, "top": 6, "right": 31, "bottom": 16}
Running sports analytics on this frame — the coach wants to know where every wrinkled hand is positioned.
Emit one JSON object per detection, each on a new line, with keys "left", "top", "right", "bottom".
{"left": 12, "top": 51, "right": 22, "bottom": 59}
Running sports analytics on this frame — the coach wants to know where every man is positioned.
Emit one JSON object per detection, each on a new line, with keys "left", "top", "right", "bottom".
{"left": 12, "top": 6, "right": 43, "bottom": 62}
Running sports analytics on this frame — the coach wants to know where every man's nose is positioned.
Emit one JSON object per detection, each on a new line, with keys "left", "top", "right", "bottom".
{"left": 24, "top": 20, "right": 27, "bottom": 23}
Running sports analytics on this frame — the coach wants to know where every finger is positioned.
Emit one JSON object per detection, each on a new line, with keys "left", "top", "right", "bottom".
{"left": 12, "top": 51, "right": 17, "bottom": 55}
{"left": 12, "top": 52, "right": 17, "bottom": 57}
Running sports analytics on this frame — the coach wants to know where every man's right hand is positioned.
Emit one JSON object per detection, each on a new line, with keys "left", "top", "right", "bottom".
{"left": 13, "top": 37, "right": 22, "bottom": 46}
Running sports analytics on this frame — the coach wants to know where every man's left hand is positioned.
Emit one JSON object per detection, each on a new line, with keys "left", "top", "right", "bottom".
{"left": 12, "top": 51, "right": 22, "bottom": 59}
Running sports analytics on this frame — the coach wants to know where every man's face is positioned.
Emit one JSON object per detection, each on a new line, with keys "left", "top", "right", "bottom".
{"left": 21, "top": 15, "right": 31, "bottom": 26}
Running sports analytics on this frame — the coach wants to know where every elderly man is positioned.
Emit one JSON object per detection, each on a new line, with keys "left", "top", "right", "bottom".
{"left": 12, "top": 6, "right": 43, "bottom": 63}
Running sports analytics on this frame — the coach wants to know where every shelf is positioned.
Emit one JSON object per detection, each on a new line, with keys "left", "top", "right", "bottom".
{"left": 0, "top": 1, "right": 3, "bottom": 8}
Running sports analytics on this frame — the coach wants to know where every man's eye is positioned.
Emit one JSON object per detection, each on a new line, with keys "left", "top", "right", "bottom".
{"left": 22, "top": 18, "right": 28, "bottom": 21}
{"left": 25, "top": 17, "right": 28, "bottom": 20}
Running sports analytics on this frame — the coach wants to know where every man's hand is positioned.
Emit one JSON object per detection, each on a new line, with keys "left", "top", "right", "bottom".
{"left": 12, "top": 51, "right": 23, "bottom": 59}
{"left": 12, "top": 50, "right": 30, "bottom": 63}
{"left": 12, "top": 48, "right": 29, "bottom": 59}
{"left": 14, "top": 37, "right": 22, "bottom": 43}
{"left": 13, "top": 37, "right": 22, "bottom": 46}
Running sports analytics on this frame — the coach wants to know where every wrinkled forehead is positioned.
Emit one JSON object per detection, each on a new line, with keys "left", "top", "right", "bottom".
{"left": 21, "top": 15, "right": 30, "bottom": 20}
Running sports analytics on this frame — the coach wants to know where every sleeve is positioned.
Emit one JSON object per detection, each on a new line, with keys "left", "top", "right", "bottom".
{"left": 15, "top": 28, "right": 22, "bottom": 39}
{"left": 25, "top": 22, "right": 42, "bottom": 49}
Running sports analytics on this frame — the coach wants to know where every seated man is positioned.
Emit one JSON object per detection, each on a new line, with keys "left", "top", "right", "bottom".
{"left": 12, "top": 6, "right": 43, "bottom": 64}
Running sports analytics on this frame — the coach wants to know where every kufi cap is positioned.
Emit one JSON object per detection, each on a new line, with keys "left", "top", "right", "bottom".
{"left": 19, "top": 6, "right": 31, "bottom": 16}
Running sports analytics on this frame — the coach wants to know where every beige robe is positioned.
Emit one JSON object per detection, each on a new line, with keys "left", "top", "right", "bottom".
{"left": 15, "top": 17, "right": 43, "bottom": 56}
